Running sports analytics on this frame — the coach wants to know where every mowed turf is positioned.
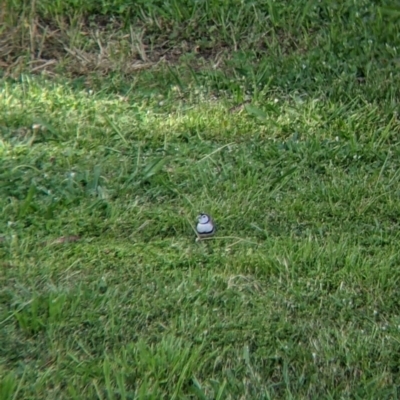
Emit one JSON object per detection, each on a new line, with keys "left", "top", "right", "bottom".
{"left": 1, "top": 1, "right": 400, "bottom": 399}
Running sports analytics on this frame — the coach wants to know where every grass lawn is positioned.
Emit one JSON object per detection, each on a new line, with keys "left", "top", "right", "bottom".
{"left": 1, "top": 0, "right": 400, "bottom": 398}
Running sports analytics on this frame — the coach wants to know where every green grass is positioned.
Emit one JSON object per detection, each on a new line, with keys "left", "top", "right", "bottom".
{"left": 1, "top": 0, "right": 400, "bottom": 399}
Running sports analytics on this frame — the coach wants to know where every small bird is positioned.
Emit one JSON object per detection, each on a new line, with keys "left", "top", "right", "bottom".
{"left": 196, "top": 213, "right": 216, "bottom": 239}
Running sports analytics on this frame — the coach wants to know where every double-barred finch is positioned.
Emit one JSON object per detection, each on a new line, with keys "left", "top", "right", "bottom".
{"left": 196, "top": 213, "right": 216, "bottom": 239}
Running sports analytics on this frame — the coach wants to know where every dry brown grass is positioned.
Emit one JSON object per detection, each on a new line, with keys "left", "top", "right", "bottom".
{"left": 0, "top": 8, "right": 228, "bottom": 79}
{"left": 0, "top": 13, "right": 160, "bottom": 77}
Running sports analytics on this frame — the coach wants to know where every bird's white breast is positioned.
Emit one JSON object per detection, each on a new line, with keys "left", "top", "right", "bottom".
{"left": 196, "top": 221, "right": 214, "bottom": 234}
